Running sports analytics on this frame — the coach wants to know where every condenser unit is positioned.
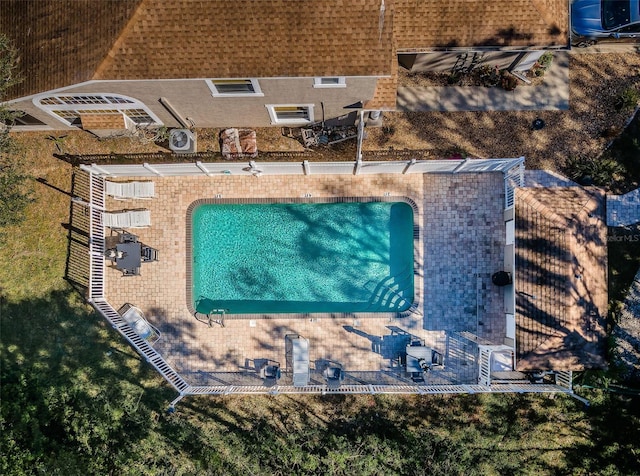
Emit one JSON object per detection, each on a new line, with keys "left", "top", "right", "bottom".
{"left": 169, "top": 129, "right": 197, "bottom": 153}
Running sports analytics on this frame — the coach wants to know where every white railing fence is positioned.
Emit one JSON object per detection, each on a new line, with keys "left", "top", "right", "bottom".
{"left": 80, "top": 157, "right": 525, "bottom": 178}
{"left": 504, "top": 161, "right": 525, "bottom": 210}
{"left": 78, "top": 160, "right": 579, "bottom": 407}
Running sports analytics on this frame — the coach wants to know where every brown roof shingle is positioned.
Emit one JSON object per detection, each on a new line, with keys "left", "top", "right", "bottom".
{"left": 394, "top": 0, "right": 569, "bottom": 50}
{"left": 0, "top": 0, "right": 142, "bottom": 100}
{"left": 80, "top": 113, "right": 126, "bottom": 130}
{"left": 514, "top": 187, "right": 607, "bottom": 371}
{"left": 365, "top": 52, "right": 398, "bottom": 110}
{"left": 94, "top": 0, "right": 395, "bottom": 80}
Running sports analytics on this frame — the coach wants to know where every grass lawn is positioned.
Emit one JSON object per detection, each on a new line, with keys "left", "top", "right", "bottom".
{"left": 1, "top": 132, "right": 640, "bottom": 475}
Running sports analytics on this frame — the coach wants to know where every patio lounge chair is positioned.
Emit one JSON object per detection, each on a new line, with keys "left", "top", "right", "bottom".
{"left": 106, "top": 180, "right": 155, "bottom": 200}
{"left": 101, "top": 210, "right": 151, "bottom": 229}
{"left": 118, "top": 303, "right": 161, "bottom": 344}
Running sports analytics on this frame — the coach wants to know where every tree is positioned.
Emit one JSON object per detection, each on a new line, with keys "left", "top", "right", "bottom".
{"left": 0, "top": 34, "right": 32, "bottom": 230}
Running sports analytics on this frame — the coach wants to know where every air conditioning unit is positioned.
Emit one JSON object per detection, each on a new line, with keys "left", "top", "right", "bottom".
{"left": 169, "top": 129, "right": 197, "bottom": 153}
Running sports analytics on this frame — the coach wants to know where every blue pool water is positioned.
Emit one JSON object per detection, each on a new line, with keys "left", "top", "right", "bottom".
{"left": 191, "top": 201, "right": 414, "bottom": 314}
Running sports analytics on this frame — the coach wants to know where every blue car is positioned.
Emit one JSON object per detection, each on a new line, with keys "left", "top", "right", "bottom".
{"left": 571, "top": 0, "right": 640, "bottom": 46}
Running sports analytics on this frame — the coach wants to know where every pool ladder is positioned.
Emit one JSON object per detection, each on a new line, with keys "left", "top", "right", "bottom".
{"left": 207, "top": 309, "right": 226, "bottom": 328}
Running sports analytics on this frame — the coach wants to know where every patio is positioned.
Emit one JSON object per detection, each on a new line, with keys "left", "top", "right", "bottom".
{"left": 102, "top": 171, "right": 507, "bottom": 388}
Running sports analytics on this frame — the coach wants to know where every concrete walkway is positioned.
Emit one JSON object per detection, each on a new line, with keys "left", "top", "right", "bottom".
{"left": 397, "top": 52, "right": 569, "bottom": 112}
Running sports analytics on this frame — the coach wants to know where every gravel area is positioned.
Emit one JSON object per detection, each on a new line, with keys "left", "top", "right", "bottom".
{"left": 364, "top": 53, "right": 640, "bottom": 172}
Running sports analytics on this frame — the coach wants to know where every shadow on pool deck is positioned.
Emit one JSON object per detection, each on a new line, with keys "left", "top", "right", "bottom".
{"left": 103, "top": 171, "right": 503, "bottom": 387}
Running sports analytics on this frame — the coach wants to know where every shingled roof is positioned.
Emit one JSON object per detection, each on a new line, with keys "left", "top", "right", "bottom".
{"left": 2, "top": 0, "right": 394, "bottom": 100}
{"left": 95, "top": 0, "right": 394, "bottom": 81}
{"left": 394, "top": 0, "right": 569, "bottom": 50}
{"left": 0, "top": 0, "right": 142, "bottom": 100}
{"left": 514, "top": 187, "right": 607, "bottom": 371}
{"left": 2, "top": 0, "right": 570, "bottom": 102}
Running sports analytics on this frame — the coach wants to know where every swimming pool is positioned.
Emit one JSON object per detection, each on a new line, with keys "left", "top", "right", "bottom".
{"left": 190, "top": 199, "right": 415, "bottom": 315}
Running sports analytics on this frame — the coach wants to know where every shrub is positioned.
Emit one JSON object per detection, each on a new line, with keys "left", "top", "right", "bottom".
{"left": 615, "top": 87, "right": 640, "bottom": 112}
{"left": 447, "top": 72, "right": 462, "bottom": 85}
{"left": 500, "top": 71, "right": 518, "bottom": 91}
{"left": 537, "top": 52, "right": 554, "bottom": 70}
{"left": 377, "top": 124, "right": 395, "bottom": 145}
{"left": 477, "top": 65, "right": 501, "bottom": 87}
{"left": 442, "top": 146, "right": 469, "bottom": 160}
{"left": 565, "top": 156, "right": 625, "bottom": 187}
{"left": 601, "top": 126, "right": 623, "bottom": 139}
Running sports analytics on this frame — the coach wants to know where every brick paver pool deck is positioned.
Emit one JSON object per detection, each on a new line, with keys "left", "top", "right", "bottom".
{"left": 105, "top": 172, "right": 506, "bottom": 387}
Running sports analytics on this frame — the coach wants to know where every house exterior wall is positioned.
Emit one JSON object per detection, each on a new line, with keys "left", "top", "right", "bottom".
{"left": 7, "top": 77, "right": 379, "bottom": 131}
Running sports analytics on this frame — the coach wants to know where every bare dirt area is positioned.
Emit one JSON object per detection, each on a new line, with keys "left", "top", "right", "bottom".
{"left": 15, "top": 123, "right": 357, "bottom": 164}
{"left": 365, "top": 53, "right": 640, "bottom": 172}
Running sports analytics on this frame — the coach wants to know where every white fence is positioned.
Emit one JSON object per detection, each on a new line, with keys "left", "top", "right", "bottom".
{"left": 504, "top": 161, "right": 525, "bottom": 209}
{"left": 83, "top": 171, "right": 190, "bottom": 396}
{"left": 80, "top": 157, "right": 525, "bottom": 178}
{"left": 78, "top": 160, "right": 581, "bottom": 407}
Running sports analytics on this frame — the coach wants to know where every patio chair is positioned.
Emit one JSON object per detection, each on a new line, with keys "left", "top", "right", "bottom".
{"left": 411, "top": 372, "right": 426, "bottom": 383}
{"left": 431, "top": 350, "right": 444, "bottom": 367}
{"left": 259, "top": 360, "right": 281, "bottom": 386}
{"left": 106, "top": 180, "right": 155, "bottom": 200}
{"left": 141, "top": 245, "right": 159, "bottom": 262}
{"left": 101, "top": 210, "right": 151, "bottom": 229}
{"left": 323, "top": 365, "right": 345, "bottom": 389}
{"left": 120, "top": 232, "right": 139, "bottom": 243}
{"left": 118, "top": 303, "right": 161, "bottom": 344}
{"left": 122, "top": 267, "right": 140, "bottom": 277}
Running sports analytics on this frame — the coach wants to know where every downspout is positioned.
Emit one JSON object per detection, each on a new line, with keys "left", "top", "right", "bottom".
{"left": 355, "top": 110, "right": 365, "bottom": 174}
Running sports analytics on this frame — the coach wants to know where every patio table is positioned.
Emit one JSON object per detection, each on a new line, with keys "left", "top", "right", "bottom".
{"left": 116, "top": 241, "right": 141, "bottom": 275}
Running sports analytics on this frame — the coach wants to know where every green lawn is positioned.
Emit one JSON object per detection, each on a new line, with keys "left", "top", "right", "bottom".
{"left": 1, "top": 133, "right": 639, "bottom": 475}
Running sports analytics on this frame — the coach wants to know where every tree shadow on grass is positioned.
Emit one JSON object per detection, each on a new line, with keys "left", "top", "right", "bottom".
{"left": 562, "top": 390, "right": 640, "bottom": 474}
{"left": 0, "top": 287, "right": 175, "bottom": 473}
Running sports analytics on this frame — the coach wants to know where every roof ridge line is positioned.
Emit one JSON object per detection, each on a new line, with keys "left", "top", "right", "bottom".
{"left": 574, "top": 187, "right": 605, "bottom": 223}
{"left": 93, "top": 0, "right": 147, "bottom": 80}
{"left": 517, "top": 187, "right": 569, "bottom": 229}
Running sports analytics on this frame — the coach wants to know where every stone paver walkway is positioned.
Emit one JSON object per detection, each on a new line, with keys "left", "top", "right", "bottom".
{"left": 422, "top": 173, "right": 506, "bottom": 341}
{"left": 607, "top": 188, "right": 640, "bottom": 227}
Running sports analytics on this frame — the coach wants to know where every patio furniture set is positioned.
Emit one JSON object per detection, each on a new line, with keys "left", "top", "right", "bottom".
{"left": 101, "top": 180, "right": 157, "bottom": 276}
{"left": 255, "top": 334, "right": 347, "bottom": 388}
{"left": 404, "top": 339, "right": 444, "bottom": 383}
{"left": 104, "top": 231, "right": 158, "bottom": 276}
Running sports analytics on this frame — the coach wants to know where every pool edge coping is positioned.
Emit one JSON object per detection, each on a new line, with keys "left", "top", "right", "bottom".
{"left": 185, "top": 196, "right": 422, "bottom": 321}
